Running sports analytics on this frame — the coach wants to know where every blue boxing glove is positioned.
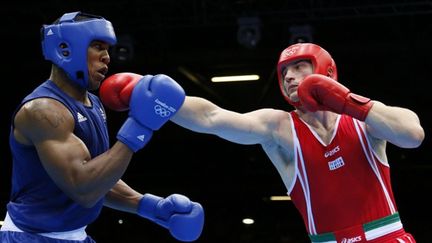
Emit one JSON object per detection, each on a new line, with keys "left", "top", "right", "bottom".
{"left": 115, "top": 74, "right": 186, "bottom": 152}
{"left": 138, "top": 194, "right": 205, "bottom": 242}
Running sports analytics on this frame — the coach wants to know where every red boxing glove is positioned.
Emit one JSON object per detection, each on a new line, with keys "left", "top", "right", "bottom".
{"left": 298, "top": 74, "right": 373, "bottom": 121}
{"left": 99, "top": 72, "right": 143, "bottom": 111}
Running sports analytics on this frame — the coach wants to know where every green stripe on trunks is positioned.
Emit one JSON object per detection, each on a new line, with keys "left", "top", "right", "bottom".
{"left": 363, "top": 212, "right": 400, "bottom": 232}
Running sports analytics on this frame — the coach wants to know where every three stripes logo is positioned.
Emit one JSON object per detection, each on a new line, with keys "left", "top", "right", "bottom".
{"left": 77, "top": 112, "right": 88, "bottom": 122}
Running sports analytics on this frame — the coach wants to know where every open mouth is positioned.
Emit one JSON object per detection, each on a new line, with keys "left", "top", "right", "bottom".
{"left": 97, "top": 67, "right": 108, "bottom": 80}
{"left": 99, "top": 67, "right": 108, "bottom": 74}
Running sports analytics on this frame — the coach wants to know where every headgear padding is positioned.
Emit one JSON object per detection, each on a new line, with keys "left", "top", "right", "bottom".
{"left": 41, "top": 11, "right": 117, "bottom": 88}
{"left": 277, "top": 43, "right": 337, "bottom": 107}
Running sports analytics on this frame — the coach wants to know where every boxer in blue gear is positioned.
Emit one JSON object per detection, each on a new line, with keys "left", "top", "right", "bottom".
{"left": 0, "top": 11, "right": 203, "bottom": 243}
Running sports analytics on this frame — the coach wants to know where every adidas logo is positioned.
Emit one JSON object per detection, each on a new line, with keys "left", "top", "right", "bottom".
{"left": 77, "top": 112, "right": 88, "bottom": 122}
{"left": 47, "top": 29, "right": 54, "bottom": 36}
{"left": 137, "top": 135, "right": 146, "bottom": 142}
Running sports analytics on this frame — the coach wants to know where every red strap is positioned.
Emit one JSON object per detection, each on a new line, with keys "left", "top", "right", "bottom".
{"left": 344, "top": 93, "right": 374, "bottom": 121}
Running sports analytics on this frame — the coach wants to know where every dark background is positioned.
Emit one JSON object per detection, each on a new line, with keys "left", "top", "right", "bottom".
{"left": 1, "top": 1, "right": 431, "bottom": 242}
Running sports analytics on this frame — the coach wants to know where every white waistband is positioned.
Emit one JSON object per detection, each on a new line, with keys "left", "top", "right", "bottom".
{"left": 1, "top": 212, "right": 88, "bottom": 241}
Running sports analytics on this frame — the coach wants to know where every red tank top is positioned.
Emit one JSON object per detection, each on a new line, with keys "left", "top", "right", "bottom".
{"left": 288, "top": 113, "right": 397, "bottom": 235}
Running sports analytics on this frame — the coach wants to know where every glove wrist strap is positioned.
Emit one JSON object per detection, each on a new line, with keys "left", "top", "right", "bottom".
{"left": 117, "top": 118, "right": 153, "bottom": 152}
{"left": 344, "top": 94, "right": 374, "bottom": 121}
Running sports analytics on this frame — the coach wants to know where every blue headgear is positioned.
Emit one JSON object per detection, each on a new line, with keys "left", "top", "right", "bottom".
{"left": 41, "top": 12, "right": 117, "bottom": 88}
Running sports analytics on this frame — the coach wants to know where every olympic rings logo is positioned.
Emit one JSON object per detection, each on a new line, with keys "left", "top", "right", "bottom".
{"left": 154, "top": 105, "right": 171, "bottom": 117}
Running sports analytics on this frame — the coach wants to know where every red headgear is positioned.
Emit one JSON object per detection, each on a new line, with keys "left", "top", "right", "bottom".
{"left": 277, "top": 43, "right": 337, "bottom": 107}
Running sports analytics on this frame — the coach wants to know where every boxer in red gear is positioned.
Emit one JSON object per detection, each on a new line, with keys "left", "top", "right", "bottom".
{"left": 169, "top": 43, "right": 424, "bottom": 242}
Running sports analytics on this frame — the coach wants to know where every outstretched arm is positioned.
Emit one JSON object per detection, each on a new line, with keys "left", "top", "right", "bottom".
{"left": 171, "top": 96, "right": 277, "bottom": 145}
{"left": 100, "top": 72, "right": 281, "bottom": 146}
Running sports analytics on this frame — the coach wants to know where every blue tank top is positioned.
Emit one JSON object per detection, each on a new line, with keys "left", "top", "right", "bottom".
{"left": 7, "top": 80, "right": 110, "bottom": 233}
